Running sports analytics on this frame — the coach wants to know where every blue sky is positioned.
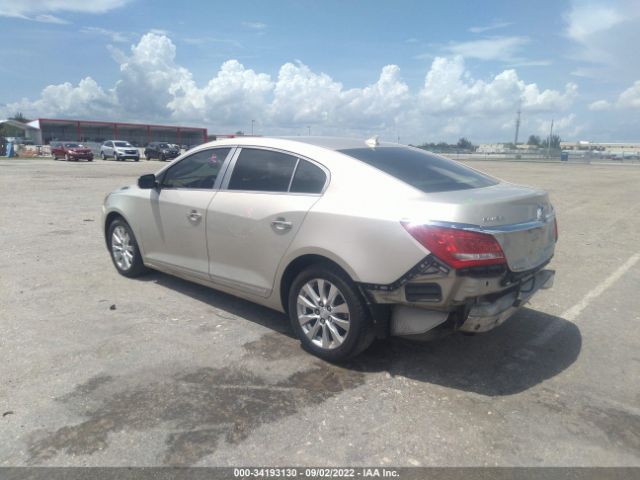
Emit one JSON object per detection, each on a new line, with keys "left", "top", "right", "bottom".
{"left": 1, "top": 0, "right": 639, "bottom": 143}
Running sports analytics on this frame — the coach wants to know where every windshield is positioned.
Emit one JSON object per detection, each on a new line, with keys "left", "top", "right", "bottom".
{"left": 114, "top": 141, "right": 132, "bottom": 147}
{"left": 159, "top": 143, "right": 170, "bottom": 148}
{"left": 64, "top": 143, "right": 81, "bottom": 148}
{"left": 338, "top": 146, "right": 498, "bottom": 193}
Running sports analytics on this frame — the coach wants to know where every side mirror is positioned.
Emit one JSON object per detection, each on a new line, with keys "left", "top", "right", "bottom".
{"left": 138, "top": 174, "right": 157, "bottom": 189}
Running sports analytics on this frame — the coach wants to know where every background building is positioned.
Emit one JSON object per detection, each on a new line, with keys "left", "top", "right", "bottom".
{"left": 26, "top": 118, "right": 208, "bottom": 147}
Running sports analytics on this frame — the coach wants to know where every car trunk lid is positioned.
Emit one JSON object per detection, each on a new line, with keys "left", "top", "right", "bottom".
{"left": 407, "top": 183, "right": 556, "bottom": 272}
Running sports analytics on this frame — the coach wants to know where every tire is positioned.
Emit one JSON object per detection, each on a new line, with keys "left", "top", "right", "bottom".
{"left": 160, "top": 153, "right": 166, "bottom": 161}
{"left": 101, "top": 152, "right": 106, "bottom": 160}
{"left": 88, "top": 158, "right": 93, "bottom": 162}
{"left": 107, "top": 218, "right": 148, "bottom": 278}
{"left": 134, "top": 158, "right": 139, "bottom": 162}
{"left": 145, "top": 154, "right": 150, "bottom": 160}
{"left": 288, "top": 264, "right": 374, "bottom": 362}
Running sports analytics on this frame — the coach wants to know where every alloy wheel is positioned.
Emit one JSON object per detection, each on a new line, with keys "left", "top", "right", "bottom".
{"left": 296, "top": 278, "right": 351, "bottom": 349}
{"left": 111, "top": 225, "right": 134, "bottom": 271}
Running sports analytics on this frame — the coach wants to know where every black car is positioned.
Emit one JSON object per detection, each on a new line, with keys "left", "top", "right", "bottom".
{"left": 144, "top": 142, "right": 181, "bottom": 161}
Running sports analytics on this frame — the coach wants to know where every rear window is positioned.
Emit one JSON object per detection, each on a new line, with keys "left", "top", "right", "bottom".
{"left": 338, "top": 147, "right": 498, "bottom": 193}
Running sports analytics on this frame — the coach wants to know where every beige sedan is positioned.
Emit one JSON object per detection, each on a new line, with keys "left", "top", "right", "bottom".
{"left": 103, "top": 136, "right": 557, "bottom": 361}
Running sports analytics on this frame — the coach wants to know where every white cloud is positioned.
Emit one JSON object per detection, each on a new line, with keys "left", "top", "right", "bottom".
{"left": 588, "top": 99, "right": 611, "bottom": 111}
{"left": 242, "top": 21, "right": 267, "bottom": 30}
{"left": 0, "top": 0, "right": 130, "bottom": 20}
{"left": 616, "top": 81, "right": 640, "bottom": 109}
{"left": 418, "top": 56, "right": 576, "bottom": 115}
{"left": 469, "top": 21, "right": 512, "bottom": 33}
{"left": 0, "top": 33, "right": 581, "bottom": 142}
{"left": 442, "top": 36, "right": 529, "bottom": 61}
{"left": 81, "top": 26, "right": 132, "bottom": 43}
{"left": 564, "top": 0, "right": 640, "bottom": 79}
{"left": 33, "top": 14, "right": 69, "bottom": 24}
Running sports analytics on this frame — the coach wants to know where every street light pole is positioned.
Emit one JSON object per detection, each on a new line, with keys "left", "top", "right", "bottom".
{"left": 251, "top": 120, "right": 255, "bottom": 136}
{"left": 307, "top": 126, "right": 311, "bottom": 136}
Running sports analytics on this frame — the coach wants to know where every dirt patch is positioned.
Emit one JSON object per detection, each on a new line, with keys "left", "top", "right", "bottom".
{"left": 27, "top": 345, "right": 365, "bottom": 465}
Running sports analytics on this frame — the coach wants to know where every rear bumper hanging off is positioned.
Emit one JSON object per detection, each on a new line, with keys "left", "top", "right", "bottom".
{"left": 459, "top": 269, "right": 555, "bottom": 333}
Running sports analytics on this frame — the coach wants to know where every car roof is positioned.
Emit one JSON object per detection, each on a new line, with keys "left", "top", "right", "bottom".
{"left": 206, "top": 136, "right": 403, "bottom": 153}
{"left": 273, "top": 136, "right": 399, "bottom": 151}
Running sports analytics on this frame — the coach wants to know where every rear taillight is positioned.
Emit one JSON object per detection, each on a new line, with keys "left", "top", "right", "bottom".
{"left": 553, "top": 217, "right": 558, "bottom": 242}
{"left": 401, "top": 222, "right": 506, "bottom": 269}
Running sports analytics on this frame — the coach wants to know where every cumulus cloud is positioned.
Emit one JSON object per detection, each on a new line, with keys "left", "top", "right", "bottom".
{"left": 418, "top": 56, "right": 576, "bottom": 115}
{"left": 0, "top": 32, "right": 582, "bottom": 142}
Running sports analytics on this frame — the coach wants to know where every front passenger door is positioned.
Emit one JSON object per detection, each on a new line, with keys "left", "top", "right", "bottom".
{"left": 139, "top": 147, "right": 233, "bottom": 279}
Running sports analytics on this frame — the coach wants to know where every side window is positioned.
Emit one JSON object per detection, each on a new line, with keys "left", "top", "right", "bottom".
{"left": 290, "top": 160, "right": 327, "bottom": 194}
{"left": 162, "top": 148, "right": 231, "bottom": 189}
{"left": 228, "top": 148, "right": 297, "bottom": 192}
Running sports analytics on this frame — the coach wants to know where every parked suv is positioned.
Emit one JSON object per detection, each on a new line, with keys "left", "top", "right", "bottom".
{"left": 51, "top": 142, "right": 94, "bottom": 161}
{"left": 144, "top": 142, "right": 181, "bottom": 161}
{"left": 100, "top": 140, "right": 140, "bottom": 161}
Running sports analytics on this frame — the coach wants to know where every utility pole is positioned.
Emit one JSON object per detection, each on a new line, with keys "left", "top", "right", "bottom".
{"left": 251, "top": 119, "right": 255, "bottom": 135}
{"left": 546, "top": 119, "right": 554, "bottom": 158}
{"left": 307, "top": 126, "right": 311, "bottom": 136}
{"left": 514, "top": 100, "right": 521, "bottom": 146}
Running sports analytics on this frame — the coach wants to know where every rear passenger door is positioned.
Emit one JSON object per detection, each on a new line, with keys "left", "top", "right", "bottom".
{"left": 206, "top": 147, "right": 328, "bottom": 297}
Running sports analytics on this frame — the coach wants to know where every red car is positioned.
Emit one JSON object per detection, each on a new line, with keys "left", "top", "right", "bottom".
{"left": 51, "top": 142, "right": 94, "bottom": 161}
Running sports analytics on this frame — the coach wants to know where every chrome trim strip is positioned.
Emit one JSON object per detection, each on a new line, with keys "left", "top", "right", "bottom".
{"left": 423, "top": 215, "right": 555, "bottom": 234}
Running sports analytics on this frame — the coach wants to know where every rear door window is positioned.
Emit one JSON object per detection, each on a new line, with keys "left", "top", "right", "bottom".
{"left": 338, "top": 147, "right": 498, "bottom": 193}
{"left": 228, "top": 148, "right": 298, "bottom": 192}
{"left": 290, "top": 159, "right": 326, "bottom": 194}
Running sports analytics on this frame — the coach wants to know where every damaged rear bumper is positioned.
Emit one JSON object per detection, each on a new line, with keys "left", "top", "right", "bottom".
{"left": 361, "top": 256, "right": 555, "bottom": 337}
{"left": 459, "top": 268, "right": 554, "bottom": 333}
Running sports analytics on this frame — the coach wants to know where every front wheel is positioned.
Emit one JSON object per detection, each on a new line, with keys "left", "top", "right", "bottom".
{"left": 101, "top": 152, "right": 106, "bottom": 160}
{"left": 288, "top": 264, "right": 373, "bottom": 362}
{"left": 107, "top": 218, "right": 148, "bottom": 278}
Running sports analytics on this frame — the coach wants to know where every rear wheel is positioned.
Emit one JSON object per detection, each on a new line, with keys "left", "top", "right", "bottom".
{"left": 160, "top": 153, "right": 166, "bottom": 161}
{"left": 288, "top": 264, "right": 373, "bottom": 362}
{"left": 107, "top": 218, "right": 148, "bottom": 278}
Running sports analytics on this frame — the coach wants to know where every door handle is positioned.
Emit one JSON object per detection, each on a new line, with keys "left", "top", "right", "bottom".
{"left": 271, "top": 218, "right": 293, "bottom": 231}
{"left": 187, "top": 210, "right": 202, "bottom": 222}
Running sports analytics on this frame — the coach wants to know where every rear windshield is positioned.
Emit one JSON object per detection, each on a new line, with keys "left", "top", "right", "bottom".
{"left": 338, "top": 147, "right": 498, "bottom": 193}
{"left": 114, "top": 141, "right": 132, "bottom": 147}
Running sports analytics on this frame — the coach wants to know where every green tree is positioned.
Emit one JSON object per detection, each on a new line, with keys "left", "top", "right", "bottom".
{"left": 527, "top": 135, "right": 541, "bottom": 146}
{"left": 456, "top": 137, "right": 473, "bottom": 150}
{"left": 541, "top": 134, "right": 561, "bottom": 149}
{"left": 10, "top": 112, "right": 30, "bottom": 123}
